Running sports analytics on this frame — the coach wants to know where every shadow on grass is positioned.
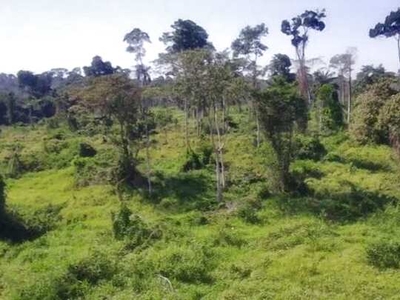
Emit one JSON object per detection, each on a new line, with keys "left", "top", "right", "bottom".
{"left": 145, "top": 171, "right": 216, "bottom": 211}
{"left": 325, "top": 153, "right": 391, "bottom": 172}
{"left": 0, "top": 203, "right": 63, "bottom": 244}
{"left": 0, "top": 212, "right": 43, "bottom": 243}
{"left": 275, "top": 181, "right": 396, "bottom": 223}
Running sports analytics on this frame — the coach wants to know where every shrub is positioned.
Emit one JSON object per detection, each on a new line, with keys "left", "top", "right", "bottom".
{"left": 366, "top": 240, "right": 400, "bottom": 269}
{"left": 156, "top": 245, "right": 214, "bottom": 284}
{"left": 294, "top": 135, "right": 327, "bottom": 161}
{"left": 310, "top": 181, "right": 394, "bottom": 222}
{"left": 73, "top": 157, "right": 109, "bottom": 187}
{"left": 66, "top": 251, "right": 116, "bottom": 285}
{"left": 7, "top": 146, "right": 23, "bottom": 178}
{"left": 182, "top": 143, "right": 213, "bottom": 172}
{"left": 213, "top": 226, "right": 247, "bottom": 248}
{"left": 111, "top": 205, "right": 161, "bottom": 250}
{"left": 378, "top": 94, "right": 400, "bottom": 155}
{"left": 351, "top": 78, "right": 400, "bottom": 144}
{"left": 236, "top": 198, "right": 262, "bottom": 224}
{"left": 78, "top": 142, "right": 97, "bottom": 157}
{"left": 23, "top": 204, "right": 64, "bottom": 234}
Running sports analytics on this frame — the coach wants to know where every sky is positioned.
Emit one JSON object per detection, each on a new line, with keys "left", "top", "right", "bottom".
{"left": 0, "top": 0, "right": 399, "bottom": 75}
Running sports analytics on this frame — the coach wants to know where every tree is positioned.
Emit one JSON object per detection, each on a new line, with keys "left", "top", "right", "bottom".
{"left": 269, "top": 54, "right": 295, "bottom": 82}
{"left": 160, "top": 19, "right": 213, "bottom": 53}
{"left": 369, "top": 8, "right": 400, "bottom": 65}
{"left": 174, "top": 49, "right": 212, "bottom": 149}
{"left": 314, "top": 84, "right": 343, "bottom": 134}
{"left": 83, "top": 56, "right": 116, "bottom": 77}
{"left": 124, "top": 28, "right": 152, "bottom": 85}
{"left": 73, "top": 74, "right": 144, "bottom": 190}
{"left": 351, "top": 78, "right": 400, "bottom": 144}
{"left": 354, "top": 64, "right": 394, "bottom": 95}
{"left": 379, "top": 93, "right": 400, "bottom": 155}
{"left": 330, "top": 48, "right": 357, "bottom": 124}
{"left": 256, "top": 77, "right": 307, "bottom": 191}
{"left": 124, "top": 27, "right": 153, "bottom": 193}
{"left": 281, "top": 9, "right": 326, "bottom": 103}
{"left": 231, "top": 23, "right": 269, "bottom": 147}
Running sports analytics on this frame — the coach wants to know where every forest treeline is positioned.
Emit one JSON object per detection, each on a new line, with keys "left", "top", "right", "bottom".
{"left": 1, "top": 8, "right": 400, "bottom": 202}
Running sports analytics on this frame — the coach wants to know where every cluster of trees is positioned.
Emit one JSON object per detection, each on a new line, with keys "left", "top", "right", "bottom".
{"left": 1, "top": 8, "right": 400, "bottom": 202}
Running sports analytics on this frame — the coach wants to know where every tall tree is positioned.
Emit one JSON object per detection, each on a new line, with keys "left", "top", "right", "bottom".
{"left": 256, "top": 77, "right": 307, "bottom": 192}
{"left": 73, "top": 74, "right": 145, "bottom": 192}
{"left": 281, "top": 9, "right": 326, "bottom": 103}
{"left": 231, "top": 23, "right": 269, "bottom": 147}
{"left": 124, "top": 28, "right": 152, "bottom": 85}
{"left": 369, "top": 8, "right": 400, "bottom": 65}
{"left": 160, "top": 19, "right": 213, "bottom": 53}
{"left": 330, "top": 48, "right": 357, "bottom": 123}
{"left": 124, "top": 27, "right": 153, "bottom": 194}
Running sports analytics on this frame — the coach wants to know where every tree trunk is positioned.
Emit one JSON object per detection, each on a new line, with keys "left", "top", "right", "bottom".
{"left": 256, "top": 109, "right": 261, "bottom": 147}
{"left": 215, "top": 103, "right": 226, "bottom": 189}
{"left": 209, "top": 104, "right": 224, "bottom": 203}
{"left": 397, "top": 35, "right": 400, "bottom": 66}
{"left": 145, "top": 124, "right": 152, "bottom": 195}
{"left": 184, "top": 98, "right": 189, "bottom": 150}
{"left": 348, "top": 72, "right": 352, "bottom": 125}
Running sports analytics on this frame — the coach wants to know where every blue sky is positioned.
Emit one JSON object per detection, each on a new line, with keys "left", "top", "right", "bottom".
{"left": 0, "top": 0, "right": 399, "bottom": 75}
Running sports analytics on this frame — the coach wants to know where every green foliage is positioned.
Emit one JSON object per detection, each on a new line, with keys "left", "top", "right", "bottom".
{"left": 378, "top": 94, "right": 400, "bottom": 154}
{"left": 154, "top": 108, "right": 174, "bottom": 130}
{"left": 294, "top": 135, "right": 327, "bottom": 161}
{"left": 256, "top": 77, "right": 307, "bottom": 191}
{"left": 309, "top": 182, "right": 394, "bottom": 222}
{"left": 7, "top": 145, "right": 23, "bottom": 178}
{"left": 78, "top": 142, "right": 97, "bottom": 158}
{"left": 111, "top": 205, "right": 161, "bottom": 250}
{"left": 237, "top": 201, "right": 262, "bottom": 224}
{"left": 3, "top": 107, "right": 400, "bottom": 299}
{"left": 154, "top": 245, "right": 215, "bottom": 283}
{"left": 314, "top": 84, "right": 343, "bottom": 133}
{"left": 73, "top": 157, "right": 107, "bottom": 187}
{"left": 351, "top": 78, "right": 400, "bottom": 144}
{"left": 182, "top": 143, "right": 213, "bottom": 172}
{"left": 367, "top": 239, "right": 400, "bottom": 269}
{"left": 0, "top": 175, "right": 5, "bottom": 213}
{"left": 160, "top": 19, "right": 212, "bottom": 53}
{"left": 16, "top": 251, "right": 116, "bottom": 300}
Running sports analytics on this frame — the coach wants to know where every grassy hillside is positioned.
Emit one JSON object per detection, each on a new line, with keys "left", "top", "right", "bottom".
{"left": 1, "top": 110, "right": 400, "bottom": 299}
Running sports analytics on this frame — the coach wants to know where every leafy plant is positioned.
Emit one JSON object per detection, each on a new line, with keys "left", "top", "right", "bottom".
{"left": 367, "top": 239, "right": 400, "bottom": 269}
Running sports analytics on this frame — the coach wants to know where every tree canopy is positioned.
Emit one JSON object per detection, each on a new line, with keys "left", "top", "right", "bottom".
{"left": 160, "top": 19, "right": 213, "bottom": 53}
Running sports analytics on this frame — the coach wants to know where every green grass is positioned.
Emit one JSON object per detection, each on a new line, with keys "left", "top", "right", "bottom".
{"left": 1, "top": 111, "right": 400, "bottom": 299}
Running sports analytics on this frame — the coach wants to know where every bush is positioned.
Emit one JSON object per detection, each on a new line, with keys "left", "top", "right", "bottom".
{"left": 111, "top": 205, "right": 161, "bottom": 250}
{"left": 17, "top": 251, "right": 116, "bottom": 300}
{"left": 78, "top": 142, "right": 97, "bottom": 157}
{"left": 73, "top": 157, "right": 109, "bottom": 187}
{"left": 236, "top": 198, "right": 262, "bottom": 224}
{"left": 23, "top": 204, "right": 64, "bottom": 234}
{"left": 66, "top": 251, "right": 116, "bottom": 285}
{"left": 310, "top": 181, "right": 394, "bottom": 222}
{"left": 182, "top": 143, "right": 213, "bottom": 172}
{"left": 366, "top": 240, "right": 400, "bottom": 269}
{"left": 156, "top": 245, "right": 214, "bottom": 283}
{"left": 7, "top": 146, "right": 23, "bottom": 178}
{"left": 294, "top": 135, "right": 327, "bottom": 161}
{"left": 351, "top": 78, "right": 400, "bottom": 144}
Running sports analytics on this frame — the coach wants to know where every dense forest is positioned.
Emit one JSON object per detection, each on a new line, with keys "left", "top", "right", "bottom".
{"left": 1, "top": 6, "right": 400, "bottom": 299}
